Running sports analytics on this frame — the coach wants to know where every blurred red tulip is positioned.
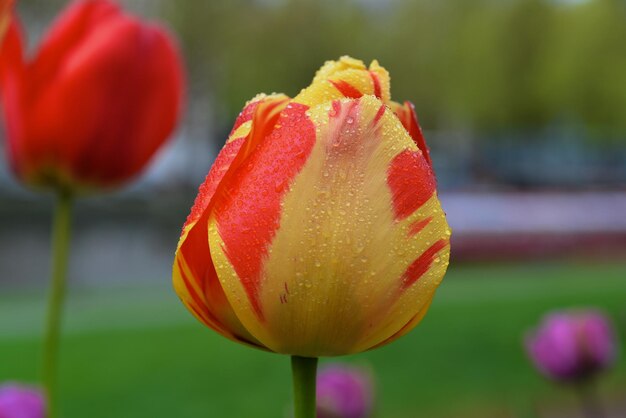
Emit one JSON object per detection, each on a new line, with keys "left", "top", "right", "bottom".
{"left": 0, "top": 0, "right": 184, "bottom": 192}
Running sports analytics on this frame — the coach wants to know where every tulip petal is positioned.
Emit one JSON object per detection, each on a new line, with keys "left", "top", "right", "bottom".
{"left": 0, "top": 1, "right": 118, "bottom": 182}
{"left": 294, "top": 56, "right": 390, "bottom": 108}
{"left": 29, "top": 0, "right": 121, "bottom": 93}
{"left": 370, "top": 298, "right": 433, "bottom": 350}
{"left": 173, "top": 94, "right": 287, "bottom": 348}
{"left": 207, "top": 99, "right": 317, "bottom": 332}
{"left": 209, "top": 95, "right": 450, "bottom": 356}
{"left": 1, "top": 1, "right": 185, "bottom": 190}
{"left": 0, "top": 8, "right": 21, "bottom": 78}
{"left": 25, "top": 14, "right": 183, "bottom": 188}
{"left": 390, "top": 100, "right": 432, "bottom": 166}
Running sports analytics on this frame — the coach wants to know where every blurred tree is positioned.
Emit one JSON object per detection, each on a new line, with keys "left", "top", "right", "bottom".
{"left": 448, "top": 0, "right": 555, "bottom": 132}
{"left": 538, "top": 0, "right": 626, "bottom": 139}
{"left": 17, "top": 0, "right": 626, "bottom": 143}
{"left": 164, "top": 0, "right": 368, "bottom": 134}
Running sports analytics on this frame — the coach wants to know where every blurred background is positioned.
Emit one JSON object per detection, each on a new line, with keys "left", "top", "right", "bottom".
{"left": 1, "top": 0, "right": 625, "bottom": 417}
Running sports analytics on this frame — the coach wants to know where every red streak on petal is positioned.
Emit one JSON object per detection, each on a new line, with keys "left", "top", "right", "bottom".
{"left": 329, "top": 79, "right": 363, "bottom": 99}
{"left": 179, "top": 257, "right": 253, "bottom": 344}
{"left": 177, "top": 260, "right": 204, "bottom": 311}
{"left": 177, "top": 258, "right": 216, "bottom": 327}
{"left": 387, "top": 149, "right": 436, "bottom": 220}
{"left": 188, "top": 303, "right": 213, "bottom": 328}
{"left": 215, "top": 103, "right": 316, "bottom": 320}
{"left": 369, "top": 71, "right": 382, "bottom": 99}
{"left": 373, "top": 104, "right": 386, "bottom": 126}
{"left": 395, "top": 101, "right": 432, "bottom": 167}
{"left": 230, "top": 99, "right": 262, "bottom": 135}
{"left": 408, "top": 216, "right": 433, "bottom": 237}
{"left": 401, "top": 239, "right": 448, "bottom": 291}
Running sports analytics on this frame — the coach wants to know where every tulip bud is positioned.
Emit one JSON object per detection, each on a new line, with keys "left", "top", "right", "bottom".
{"left": 525, "top": 310, "right": 617, "bottom": 383}
{"left": 173, "top": 56, "right": 451, "bottom": 357}
{"left": 0, "top": 0, "right": 184, "bottom": 192}
{"left": 317, "top": 365, "right": 373, "bottom": 418}
{"left": 0, "top": 384, "right": 45, "bottom": 418}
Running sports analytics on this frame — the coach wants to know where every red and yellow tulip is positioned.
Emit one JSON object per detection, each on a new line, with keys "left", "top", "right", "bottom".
{"left": 173, "top": 56, "right": 451, "bottom": 357}
{"left": 0, "top": 0, "right": 184, "bottom": 192}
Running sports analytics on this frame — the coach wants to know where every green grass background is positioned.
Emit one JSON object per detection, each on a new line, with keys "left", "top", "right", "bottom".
{"left": 1, "top": 261, "right": 625, "bottom": 417}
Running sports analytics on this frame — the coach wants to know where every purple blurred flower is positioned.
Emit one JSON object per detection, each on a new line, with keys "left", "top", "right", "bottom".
{"left": 316, "top": 364, "right": 373, "bottom": 418}
{"left": 0, "top": 384, "right": 45, "bottom": 418}
{"left": 525, "top": 310, "right": 617, "bottom": 383}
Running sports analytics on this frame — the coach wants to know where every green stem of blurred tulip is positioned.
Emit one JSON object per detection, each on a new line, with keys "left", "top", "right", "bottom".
{"left": 577, "top": 381, "right": 606, "bottom": 418}
{"left": 291, "top": 356, "right": 318, "bottom": 418}
{"left": 42, "top": 191, "right": 73, "bottom": 418}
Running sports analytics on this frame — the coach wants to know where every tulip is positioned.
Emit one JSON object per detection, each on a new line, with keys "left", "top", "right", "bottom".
{"left": 317, "top": 365, "right": 373, "bottom": 418}
{"left": 526, "top": 310, "right": 618, "bottom": 418}
{"left": 0, "top": 2, "right": 184, "bottom": 417}
{"left": 0, "top": 384, "right": 46, "bottom": 418}
{"left": 173, "top": 56, "right": 450, "bottom": 417}
{"left": 526, "top": 310, "right": 617, "bottom": 383}
{"left": 0, "top": 0, "right": 184, "bottom": 192}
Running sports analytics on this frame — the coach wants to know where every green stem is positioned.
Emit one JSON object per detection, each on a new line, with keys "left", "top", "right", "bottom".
{"left": 42, "top": 191, "right": 73, "bottom": 418}
{"left": 291, "top": 356, "right": 318, "bottom": 418}
{"left": 576, "top": 381, "right": 606, "bottom": 418}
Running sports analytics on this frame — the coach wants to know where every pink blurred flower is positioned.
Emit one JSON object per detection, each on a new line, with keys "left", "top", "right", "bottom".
{"left": 0, "top": 384, "right": 45, "bottom": 418}
{"left": 525, "top": 310, "right": 617, "bottom": 383}
{"left": 317, "top": 364, "right": 374, "bottom": 418}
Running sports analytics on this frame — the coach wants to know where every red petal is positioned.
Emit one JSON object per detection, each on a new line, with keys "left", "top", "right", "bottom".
{"left": 29, "top": 0, "right": 121, "bottom": 93}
